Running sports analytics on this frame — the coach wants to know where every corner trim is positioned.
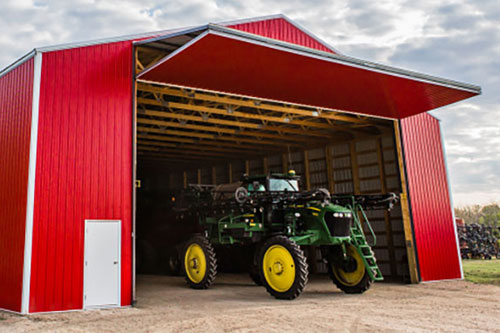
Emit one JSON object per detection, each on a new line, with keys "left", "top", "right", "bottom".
{"left": 21, "top": 51, "right": 43, "bottom": 314}
{"left": 438, "top": 121, "right": 464, "bottom": 279}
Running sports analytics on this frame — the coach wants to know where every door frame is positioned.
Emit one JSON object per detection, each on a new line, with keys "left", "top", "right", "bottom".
{"left": 83, "top": 219, "right": 122, "bottom": 310}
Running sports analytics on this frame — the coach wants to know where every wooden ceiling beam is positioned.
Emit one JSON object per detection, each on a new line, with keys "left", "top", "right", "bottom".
{"left": 137, "top": 139, "right": 266, "bottom": 155}
{"left": 136, "top": 133, "right": 284, "bottom": 152}
{"left": 136, "top": 125, "right": 303, "bottom": 147}
{"left": 137, "top": 97, "right": 342, "bottom": 131}
{"left": 137, "top": 108, "right": 333, "bottom": 138}
{"left": 137, "top": 82, "right": 371, "bottom": 125}
{"left": 137, "top": 117, "right": 323, "bottom": 143}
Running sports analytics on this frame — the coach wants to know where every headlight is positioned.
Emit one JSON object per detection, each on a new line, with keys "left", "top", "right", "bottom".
{"left": 334, "top": 212, "right": 341, "bottom": 218}
{"left": 345, "top": 212, "right": 352, "bottom": 218}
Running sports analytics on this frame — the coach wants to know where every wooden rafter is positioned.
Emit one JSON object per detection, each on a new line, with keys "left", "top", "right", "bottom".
{"left": 136, "top": 125, "right": 303, "bottom": 147}
{"left": 137, "top": 141, "right": 265, "bottom": 158}
{"left": 136, "top": 133, "right": 284, "bottom": 152}
{"left": 137, "top": 83, "right": 372, "bottom": 125}
{"left": 136, "top": 118, "right": 324, "bottom": 143}
{"left": 137, "top": 108, "right": 334, "bottom": 138}
{"left": 137, "top": 97, "right": 343, "bottom": 131}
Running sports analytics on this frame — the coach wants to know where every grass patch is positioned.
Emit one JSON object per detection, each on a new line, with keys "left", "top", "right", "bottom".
{"left": 462, "top": 259, "right": 500, "bottom": 286}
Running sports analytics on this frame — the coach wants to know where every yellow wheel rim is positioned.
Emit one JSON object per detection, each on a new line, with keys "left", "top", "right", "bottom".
{"left": 184, "top": 244, "right": 207, "bottom": 284}
{"left": 332, "top": 245, "right": 365, "bottom": 287}
{"left": 262, "top": 245, "right": 296, "bottom": 292}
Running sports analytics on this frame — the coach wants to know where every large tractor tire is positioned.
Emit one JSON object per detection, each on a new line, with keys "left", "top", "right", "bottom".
{"left": 258, "top": 236, "right": 308, "bottom": 300}
{"left": 183, "top": 235, "right": 217, "bottom": 289}
{"left": 249, "top": 244, "right": 263, "bottom": 286}
{"left": 328, "top": 243, "right": 372, "bottom": 294}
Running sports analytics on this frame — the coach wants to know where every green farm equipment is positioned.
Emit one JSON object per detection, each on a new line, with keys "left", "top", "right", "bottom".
{"left": 180, "top": 170, "right": 397, "bottom": 299}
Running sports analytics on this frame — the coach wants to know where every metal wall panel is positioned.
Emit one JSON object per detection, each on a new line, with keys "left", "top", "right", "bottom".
{"left": 401, "top": 113, "right": 461, "bottom": 281}
{"left": 228, "top": 17, "right": 334, "bottom": 53}
{"left": 29, "top": 42, "right": 133, "bottom": 312}
{"left": 0, "top": 59, "right": 34, "bottom": 312}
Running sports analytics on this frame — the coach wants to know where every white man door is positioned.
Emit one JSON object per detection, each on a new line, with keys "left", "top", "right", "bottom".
{"left": 84, "top": 220, "right": 121, "bottom": 309}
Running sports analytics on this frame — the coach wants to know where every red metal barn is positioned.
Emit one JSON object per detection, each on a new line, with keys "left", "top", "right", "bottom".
{"left": 0, "top": 15, "right": 480, "bottom": 314}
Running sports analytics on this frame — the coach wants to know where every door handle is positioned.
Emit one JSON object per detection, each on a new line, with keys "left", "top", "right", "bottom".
{"left": 113, "top": 261, "right": 118, "bottom": 265}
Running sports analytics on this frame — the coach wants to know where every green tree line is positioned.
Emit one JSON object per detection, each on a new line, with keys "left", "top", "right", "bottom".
{"left": 455, "top": 203, "right": 500, "bottom": 228}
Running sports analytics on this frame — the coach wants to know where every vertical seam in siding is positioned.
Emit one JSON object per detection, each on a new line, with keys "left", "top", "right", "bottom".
{"left": 21, "top": 52, "right": 42, "bottom": 314}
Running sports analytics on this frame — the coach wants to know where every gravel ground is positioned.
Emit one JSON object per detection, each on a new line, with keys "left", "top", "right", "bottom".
{"left": 1, "top": 274, "right": 499, "bottom": 333}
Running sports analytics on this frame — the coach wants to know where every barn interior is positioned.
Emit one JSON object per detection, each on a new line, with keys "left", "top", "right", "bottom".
{"left": 133, "top": 81, "right": 411, "bottom": 283}
{"left": 133, "top": 27, "right": 413, "bottom": 284}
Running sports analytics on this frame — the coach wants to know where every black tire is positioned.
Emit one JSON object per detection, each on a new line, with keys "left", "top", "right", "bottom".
{"left": 258, "top": 235, "right": 308, "bottom": 300}
{"left": 249, "top": 244, "right": 263, "bottom": 286}
{"left": 327, "top": 244, "right": 373, "bottom": 294}
{"left": 165, "top": 247, "right": 181, "bottom": 276}
{"left": 183, "top": 235, "right": 217, "bottom": 289}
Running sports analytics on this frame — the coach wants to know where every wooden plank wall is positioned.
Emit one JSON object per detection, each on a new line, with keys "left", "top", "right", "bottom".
{"left": 146, "top": 134, "right": 409, "bottom": 281}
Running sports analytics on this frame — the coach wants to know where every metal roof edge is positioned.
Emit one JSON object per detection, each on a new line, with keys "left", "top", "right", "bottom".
{"left": 34, "top": 26, "right": 194, "bottom": 53}
{"left": 216, "top": 13, "right": 341, "bottom": 55}
{"left": 28, "top": 14, "right": 287, "bottom": 54}
{"left": 278, "top": 14, "right": 343, "bottom": 55}
{"left": 137, "top": 30, "right": 210, "bottom": 77}
{"left": 0, "top": 50, "right": 36, "bottom": 79}
{"left": 133, "top": 25, "right": 208, "bottom": 46}
{"left": 206, "top": 24, "right": 481, "bottom": 94}
{"left": 215, "top": 14, "right": 286, "bottom": 27}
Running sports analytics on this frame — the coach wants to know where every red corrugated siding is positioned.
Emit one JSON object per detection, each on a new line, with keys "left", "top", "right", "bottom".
{"left": 139, "top": 33, "right": 476, "bottom": 119}
{"left": 401, "top": 113, "right": 461, "bottom": 281}
{"left": 29, "top": 42, "right": 133, "bottom": 313}
{"left": 228, "top": 18, "right": 335, "bottom": 53}
{"left": 0, "top": 59, "right": 34, "bottom": 312}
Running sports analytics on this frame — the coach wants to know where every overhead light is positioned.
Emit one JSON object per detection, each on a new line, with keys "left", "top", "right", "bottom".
{"left": 226, "top": 106, "right": 234, "bottom": 114}
{"left": 283, "top": 117, "right": 290, "bottom": 123}
{"left": 312, "top": 111, "right": 319, "bottom": 117}
{"left": 202, "top": 114, "right": 209, "bottom": 120}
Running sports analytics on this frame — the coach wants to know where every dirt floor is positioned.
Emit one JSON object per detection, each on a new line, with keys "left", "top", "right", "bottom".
{"left": 1, "top": 274, "right": 499, "bottom": 333}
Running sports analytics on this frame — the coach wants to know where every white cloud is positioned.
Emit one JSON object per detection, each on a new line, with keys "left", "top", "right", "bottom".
{"left": 0, "top": 0, "right": 498, "bottom": 206}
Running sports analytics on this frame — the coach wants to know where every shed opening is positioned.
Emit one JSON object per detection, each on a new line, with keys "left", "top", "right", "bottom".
{"left": 134, "top": 82, "right": 411, "bottom": 283}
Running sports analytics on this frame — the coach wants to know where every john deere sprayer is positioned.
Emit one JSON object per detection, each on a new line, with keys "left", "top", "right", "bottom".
{"left": 180, "top": 171, "right": 397, "bottom": 299}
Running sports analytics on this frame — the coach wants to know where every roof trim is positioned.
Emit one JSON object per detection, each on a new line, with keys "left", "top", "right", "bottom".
{"left": 217, "top": 14, "right": 341, "bottom": 54}
{"left": 215, "top": 13, "right": 285, "bottom": 26}
{"left": 279, "top": 14, "right": 342, "bottom": 54}
{"left": 133, "top": 25, "right": 208, "bottom": 46}
{"left": 138, "top": 30, "right": 210, "bottom": 77}
{"left": 0, "top": 50, "right": 35, "bottom": 79}
{"left": 34, "top": 26, "right": 192, "bottom": 53}
{"left": 205, "top": 24, "right": 481, "bottom": 94}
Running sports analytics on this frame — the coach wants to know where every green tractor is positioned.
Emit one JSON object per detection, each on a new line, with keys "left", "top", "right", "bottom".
{"left": 180, "top": 170, "right": 397, "bottom": 299}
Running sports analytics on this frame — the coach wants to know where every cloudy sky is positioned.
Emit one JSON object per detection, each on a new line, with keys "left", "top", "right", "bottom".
{"left": 1, "top": 0, "right": 498, "bottom": 206}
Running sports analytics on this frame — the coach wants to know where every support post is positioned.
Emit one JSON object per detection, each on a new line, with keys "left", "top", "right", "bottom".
{"left": 377, "top": 137, "right": 397, "bottom": 278}
{"left": 325, "top": 145, "right": 335, "bottom": 194}
{"left": 304, "top": 150, "right": 311, "bottom": 190}
{"left": 394, "top": 120, "right": 419, "bottom": 284}
{"left": 349, "top": 141, "right": 361, "bottom": 194}
{"left": 282, "top": 153, "right": 289, "bottom": 173}
{"left": 263, "top": 157, "right": 268, "bottom": 174}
